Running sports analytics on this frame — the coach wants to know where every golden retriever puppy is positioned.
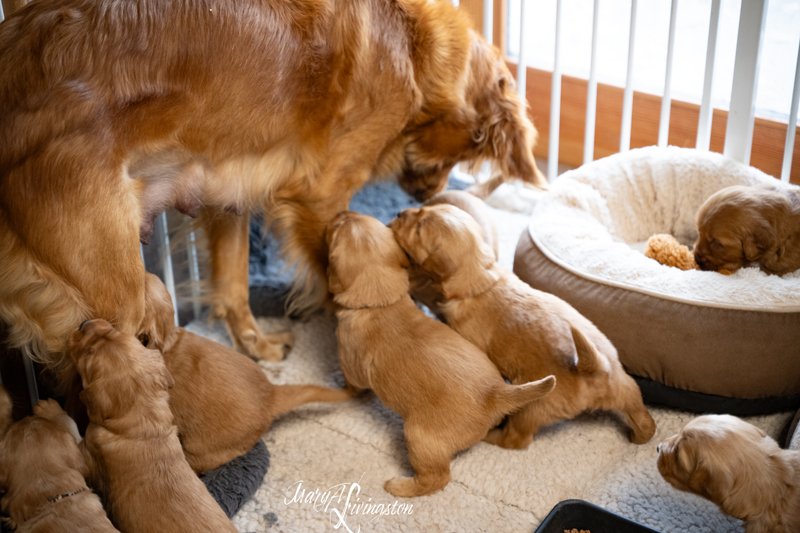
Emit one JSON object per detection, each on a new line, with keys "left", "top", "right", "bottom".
{"left": 658, "top": 415, "right": 800, "bottom": 533}
{"left": 0, "top": 0, "right": 547, "bottom": 375}
{"left": 326, "top": 211, "right": 556, "bottom": 497}
{"left": 68, "top": 320, "right": 238, "bottom": 533}
{"left": 0, "top": 386, "right": 118, "bottom": 532}
{"left": 694, "top": 183, "right": 800, "bottom": 275}
{"left": 137, "top": 272, "right": 352, "bottom": 473}
{"left": 390, "top": 205, "right": 656, "bottom": 449}
{"left": 409, "top": 187, "right": 500, "bottom": 317}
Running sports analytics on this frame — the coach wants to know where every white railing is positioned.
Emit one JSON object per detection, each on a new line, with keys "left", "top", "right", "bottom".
{"left": 508, "top": 0, "right": 799, "bottom": 183}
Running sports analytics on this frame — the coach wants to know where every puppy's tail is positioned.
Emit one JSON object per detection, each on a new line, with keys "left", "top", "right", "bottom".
{"left": 571, "top": 325, "right": 601, "bottom": 375}
{"left": 0, "top": 385, "right": 13, "bottom": 437}
{"left": 493, "top": 375, "right": 556, "bottom": 415}
{"left": 271, "top": 385, "right": 353, "bottom": 417}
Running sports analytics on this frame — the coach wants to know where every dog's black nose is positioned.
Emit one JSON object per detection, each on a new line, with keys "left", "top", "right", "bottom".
{"left": 79, "top": 319, "right": 92, "bottom": 331}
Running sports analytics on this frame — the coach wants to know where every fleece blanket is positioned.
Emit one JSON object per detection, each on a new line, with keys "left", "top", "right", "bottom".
{"left": 530, "top": 147, "right": 800, "bottom": 311}
{"left": 187, "top": 201, "right": 793, "bottom": 533}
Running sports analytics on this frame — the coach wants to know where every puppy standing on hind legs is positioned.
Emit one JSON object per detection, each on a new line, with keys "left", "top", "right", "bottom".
{"left": 390, "top": 205, "right": 656, "bottom": 449}
{"left": 0, "top": 386, "right": 118, "bottom": 533}
{"left": 658, "top": 415, "right": 800, "bottom": 533}
{"left": 326, "top": 211, "right": 555, "bottom": 497}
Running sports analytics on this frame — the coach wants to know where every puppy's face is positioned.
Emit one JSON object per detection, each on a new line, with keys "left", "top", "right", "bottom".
{"left": 389, "top": 204, "right": 494, "bottom": 284}
{"left": 326, "top": 211, "right": 410, "bottom": 308}
{"left": 694, "top": 186, "right": 787, "bottom": 273}
{"left": 398, "top": 33, "right": 546, "bottom": 202}
{"left": 657, "top": 415, "right": 780, "bottom": 518}
{"left": 68, "top": 319, "right": 174, "bottom": 424}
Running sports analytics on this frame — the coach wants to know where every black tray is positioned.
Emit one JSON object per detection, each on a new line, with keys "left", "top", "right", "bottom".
{"left": 535, "top": 499, "right": 662, "bottom": 533}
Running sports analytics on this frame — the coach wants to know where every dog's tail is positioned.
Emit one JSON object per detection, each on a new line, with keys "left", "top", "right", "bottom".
{"left": 0, "top": 385, "right": 13, "bottom": 437}
{"left": 492, "top": 375, "right": 556, "bottom": 415}
{"left": 571, "top": 325, "right": 602, "bottom": 374}
{"left": 271, "top": 384, "right": 353, "bottom": 417}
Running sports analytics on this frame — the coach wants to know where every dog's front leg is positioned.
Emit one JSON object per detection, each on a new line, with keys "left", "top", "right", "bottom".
{"left": 203, "top": 208, "right": 294, "bottom": 361}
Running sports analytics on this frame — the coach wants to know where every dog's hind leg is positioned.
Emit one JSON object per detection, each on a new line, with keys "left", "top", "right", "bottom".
{"left": 203, "top": 209, "right": 294, "bottom": 362}
{"left": 605, "top": 375, "right": 656, "bottom": 444}
{"left": 384, "top": 423, "right": 453, "bottom": 498}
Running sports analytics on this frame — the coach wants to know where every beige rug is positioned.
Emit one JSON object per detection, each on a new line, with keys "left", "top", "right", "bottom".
{"left": 186, "top": 203, "right": 792, "bottom": 533}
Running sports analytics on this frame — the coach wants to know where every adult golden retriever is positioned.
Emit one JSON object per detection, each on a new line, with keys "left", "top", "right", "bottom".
{"left": 0, "top": 387, "right": 118, "bottom": 533}
{"left": 390, "top": 204, "right": 656, "bottom": 448}
{"left": 0, "top": 0, "right": 546, "bottom": 370}
{"left": 69, "top": 319, "right": 238, "bottom": 533}
{"left": 658, "top": 414, "right": 800, "bottom": 533}
{"left": 694, "top": 183, "right": 800, "bottom": 275}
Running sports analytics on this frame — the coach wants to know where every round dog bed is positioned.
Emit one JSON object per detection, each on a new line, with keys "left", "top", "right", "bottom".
{"left": 515, "top": 146, "right": 800, "bottom": 414}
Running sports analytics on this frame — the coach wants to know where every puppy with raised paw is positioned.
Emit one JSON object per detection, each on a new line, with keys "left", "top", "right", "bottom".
{"left": 390, "top": 204, "right": 656, "bottom": 449}
{"left": 0, "top": 386, "right": 118, "bottom": 533}
{"left": 695, "top": 183, "right": 800, "bottom": 275}
{"left": 69, "top": 319, "right": 238, "bottom": 533}
{"left": 658, "top": 414, "right": 800, "bottom": 533}
{"left": 326, "top": 211, "right": 556, "bottom": 498}
{"left": 137, "top": 272, "right": 353, "bottom": 473}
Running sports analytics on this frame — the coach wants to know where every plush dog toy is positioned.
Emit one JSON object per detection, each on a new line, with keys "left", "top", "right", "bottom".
{"left": 645, "top": 234, "right": 700, "bottom": 271}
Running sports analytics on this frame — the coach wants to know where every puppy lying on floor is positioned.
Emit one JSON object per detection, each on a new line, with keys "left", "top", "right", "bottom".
{"left": 138, "top": 272, "right": 352, "bottom": 473}
{"left": 0, "top": 386, "right": 118, "bottom": 533}
{"left": 390, "top": 205, "right": 656, "bottom": 449}
{"left": 326, "top": 211, "right": 556, "bottom": 497}
{"left": 69, "top": 319, "right": 238, "bottom": 533}
{"left": 695, "top": 183, "right": 800, "bottom": 275}
{"left": 658, "top": 415, "right": 800, "bottom": 533}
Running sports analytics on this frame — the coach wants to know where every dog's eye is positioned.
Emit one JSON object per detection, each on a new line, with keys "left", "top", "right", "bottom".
{"left": 710, "top": 239, "right": 723, "bottom": 250}
{"left": 137, "top": 333, "right": 150, "bottom": 347}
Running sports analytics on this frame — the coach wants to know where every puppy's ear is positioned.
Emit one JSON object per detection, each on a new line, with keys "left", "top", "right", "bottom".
{"left": 743, "top": 220, "right": 777, "bottom": 262}
{"left": 327, "top": 264, "right": 344, "bottom": 295}
{"left": 0, "top": 386, "right": 12, "bottom": 437}
{"left": 79, "top": 384, "right": 113, "bottom": 423}
{"left": 688, "top": 460, "right": 730, "bottom": 503}
{"left": 161, "top": 367, "right": 175, "bottom": 391}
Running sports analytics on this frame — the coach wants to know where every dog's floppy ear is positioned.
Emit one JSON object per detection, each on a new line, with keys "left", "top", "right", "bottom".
{"left": 0, "top": 386, "right": 12, "bottom": 438}
{"left": 327, "top": 264, "right": 344, "bottom": 295}
{"left": 79, "top": 383, "right": 114, "bottom": 423}
{"left": 742, "top": 219, "right": 777, "bottom": 262}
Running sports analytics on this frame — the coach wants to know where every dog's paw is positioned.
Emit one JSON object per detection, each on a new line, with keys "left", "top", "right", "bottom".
{"left": 384, "top": 477, "right": 418, "bottom": 498}
{"left": 33, "top": 398, "right": 65, "bottom": 420}
{"left": 239, "top": 329, "right": 294, "bottom": 362}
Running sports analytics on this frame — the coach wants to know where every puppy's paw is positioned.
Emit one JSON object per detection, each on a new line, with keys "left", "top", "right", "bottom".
{"left": 240, "top": 330, "right": 294, "bottom": 362}
{"left": 384, "top": 477, "right": 419, "bottom": 498}
{"left": 483, "top": 427, "right": 532, "bottom": 449}
{"left": 33, "top": 398, "right": 66, "bottom": 420}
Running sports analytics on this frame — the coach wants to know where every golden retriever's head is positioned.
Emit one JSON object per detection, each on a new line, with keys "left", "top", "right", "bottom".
{"left": 389, "top": 204, "right": 498, "bottom": 298}
{"left": 325, "top": 211, "right": 410, "bottom": 309}
{"left": 657, "top": 414, "right": 788, "bottom": 521}
{"left": 137, "top": 272, "right": 179, "bottom": 352}
{"left": 398, "top": 31, "right": 547, "bottom": 202}
{"left": 68, "top": 319, "right": 174, "bottom": 429}
{"left": 694, "top": 185, "right": 792, "bottom": 274}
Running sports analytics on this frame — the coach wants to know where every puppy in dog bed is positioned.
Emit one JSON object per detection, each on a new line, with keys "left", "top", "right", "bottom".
{"left": 69, "top": 319, "right": 238, "bottom": 533}
{"left": 137, "top": 273, "right": 353, "bottom": 473}
{"left": 390, "top": 204, "right": 656, "bottom": 449}
{"left": 695, "top": 183, "right": 800, "bottom": 275}
{"left": 326, "top": 211, "right": 556, "bottom": 497}
{"left": 0, "top": 387, "right": 118, "bottom": 533}
{"left": 658, "top": 414, "right": 800, "bottom": 533}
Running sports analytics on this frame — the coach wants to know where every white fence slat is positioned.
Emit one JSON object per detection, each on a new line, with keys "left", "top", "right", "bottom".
{"left": 658, "top": 0, "right": 679, "bottom": 148}
{"left": 483, "top": 0, "right": 493, "bottom": 46}
{"left": 547, "top": 0, "right": 563, "bottom": 181}
{"left": 724, "top": 0, "right": 768, "bottom": 165}
{"left": 696, "top": 0, "right": 721, "bottom": 152}
{"left": 620, "top": 0, "right": 638, "bottom": 152}
{"left": 516, "top": 0, "right": 529, "bottom": 97}
{"left": 583, "top": 0, "right": 600, "bottom": 165}
{"left": 781, "top": 36, "right": 800, "bottom": 183}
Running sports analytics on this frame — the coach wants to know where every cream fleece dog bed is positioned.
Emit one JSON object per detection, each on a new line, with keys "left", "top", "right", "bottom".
{"left": 515, "top": 147, "right": 800, "bottom": 412}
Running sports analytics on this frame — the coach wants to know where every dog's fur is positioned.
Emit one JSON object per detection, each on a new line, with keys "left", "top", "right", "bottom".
{"left": 390, "top": 205, "right": 656, "bottom": 449}
{"left": 658, "top": 415, "right": 800, "bottom": 533}
{"left": 0, "top": 387, "right": 118, "bottom": 532}
{"left": 0, "top": 0, "right": 547, "bottom": 372}
{"left": 694, "top": 183, "right": 800, "bottom": 275}
{"left": 326, "top": 211, "right": 555, "bottom": 497}
{"left": 68, "top": 319, "right": 238, "bottom": 533}
{"left": 137, "top": 272, "right": 352, "bottom": 473}
{"left": 409, "top": 186, "right": 499, "bottom": 317}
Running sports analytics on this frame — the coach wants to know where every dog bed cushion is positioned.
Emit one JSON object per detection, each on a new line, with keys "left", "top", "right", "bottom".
{"left": 201, "top": 439, "right": 270, "bottom": 518}
{"left": 515, "top": 146, "right": 800, "bottom": 413}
